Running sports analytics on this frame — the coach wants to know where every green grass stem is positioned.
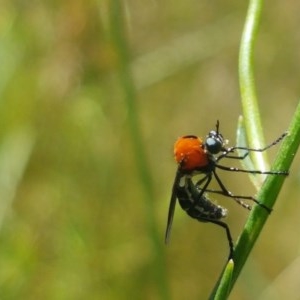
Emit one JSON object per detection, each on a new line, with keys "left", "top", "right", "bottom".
{"left": 210, "top": 0, "right": 300, "bottom": 297}
{"left": 109, "top": 1, "right": 170, "bottom": 299}
{"left": 239, "top": 0, "right": 268, "bottom": 171}
{"left": 210, "top": 100, "right": 300, "bottom": 299}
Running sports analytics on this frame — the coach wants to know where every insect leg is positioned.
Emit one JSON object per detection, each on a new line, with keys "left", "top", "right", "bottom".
{"left": 212, "top": 170, "right": 271, "bottom": 212}
{"left": 229, "top": 132, "right": 288, "bottom": 153}
{"left": 216, "top": 163, "right": 289, "bottom": 176}
{"left": 202, "top": 218, "right": 234, "bottom": 260}
{"left": 217, "top": 132, "right": 288, "bottom": 162}
{"left": 190, "top": 174, "right": 212, "bottom": 209}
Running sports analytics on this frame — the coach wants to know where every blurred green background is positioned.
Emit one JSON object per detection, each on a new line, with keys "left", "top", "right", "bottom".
{"left": 0, "top": 1, "right": 299, "bottom": 299}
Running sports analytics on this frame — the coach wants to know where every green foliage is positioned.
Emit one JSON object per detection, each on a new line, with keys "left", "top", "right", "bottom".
{"left": 0, "top": 0, "right": 299, "bottom": 299}
{"left": 210, "top": 0, "right": 300, "bottom": 297}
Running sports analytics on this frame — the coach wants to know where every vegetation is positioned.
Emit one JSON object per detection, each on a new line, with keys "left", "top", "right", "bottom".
{"left": 0, "top": 1, "right": 299, "bottom": 299}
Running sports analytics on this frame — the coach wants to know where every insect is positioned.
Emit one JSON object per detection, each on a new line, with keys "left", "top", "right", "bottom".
{"left": 165, "top": 121, "right": 289, "bottom": 258}
{"left": 172, "top": 173, "right": 234, "bottom": 259}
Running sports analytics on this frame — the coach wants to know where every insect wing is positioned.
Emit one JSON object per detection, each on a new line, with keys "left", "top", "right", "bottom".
{"left": 165, "top": 169, "right": 182, "bottom": 244}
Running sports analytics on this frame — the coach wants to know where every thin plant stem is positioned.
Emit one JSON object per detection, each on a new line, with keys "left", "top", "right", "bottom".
{"left": 239, "top": 0, "right": 268, "bottom": 172}
{"left": 109, "top": 1, "right": 170, "bottom": 299}
{"left": 209, "top": 0, "right": 300, "bottom": 296}
{"left": 210, "top": 100, "right": 300, "bottom": 299}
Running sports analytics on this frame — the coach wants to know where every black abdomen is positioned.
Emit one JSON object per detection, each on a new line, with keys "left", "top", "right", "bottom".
{"left": 176, "top": 177, "right": 227, "bottom": 222}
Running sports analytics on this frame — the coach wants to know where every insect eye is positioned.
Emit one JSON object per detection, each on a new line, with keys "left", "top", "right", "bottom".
{"left": 205, "top": 131, "right": 224, "bottom": 154}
